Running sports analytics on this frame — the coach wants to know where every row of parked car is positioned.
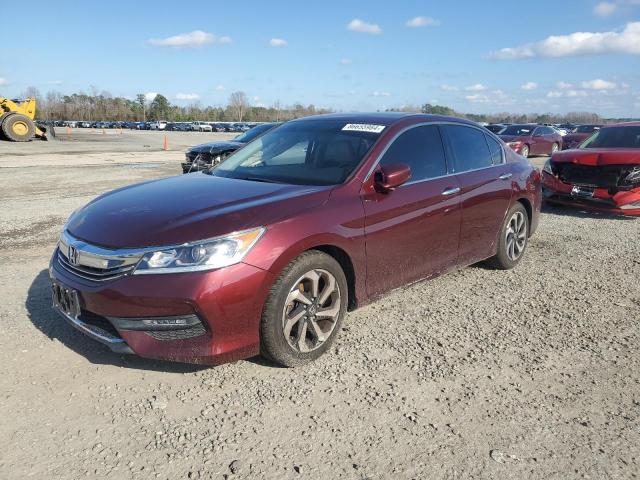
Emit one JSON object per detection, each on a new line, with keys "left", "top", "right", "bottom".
{"left": 51, "top": 120, "right": 259, "bottom": 132}
{"left": 483, "top": 123, "right": 603, "bottom": 157}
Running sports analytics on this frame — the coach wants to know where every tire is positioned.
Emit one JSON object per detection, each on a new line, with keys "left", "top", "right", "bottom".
{"left": 550, "top": 143, "right": 559, "bottom": 155}
{"left": 1, "top": 114, "right": 35, "bottom": 142}
{"left": 486, "top": 202, "right": 529, "bottom": 270}
{"left": 520, "top": 144, "right": 530, "bottom": 158}
{"left": 260, "top": 250, "right": 348, "bottom": 367}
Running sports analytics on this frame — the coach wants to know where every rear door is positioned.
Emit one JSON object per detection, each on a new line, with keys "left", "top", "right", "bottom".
{"left": 362, "top": 124, "right": 461, "bottom": 297}
{"left": 440, "top": 125, "right": 513, "bottom": 266}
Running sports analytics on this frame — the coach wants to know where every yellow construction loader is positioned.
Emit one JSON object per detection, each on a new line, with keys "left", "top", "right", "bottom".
{"left": 0, "top": 97, "right": 49, "bottom": 141}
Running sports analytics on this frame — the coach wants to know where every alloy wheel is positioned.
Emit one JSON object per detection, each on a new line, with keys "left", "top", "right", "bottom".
{"left": 505, "top": 211, "right": 527, "bottom": 261}
{"left": 282, "top": 269, "right": 341, "bottom": 353}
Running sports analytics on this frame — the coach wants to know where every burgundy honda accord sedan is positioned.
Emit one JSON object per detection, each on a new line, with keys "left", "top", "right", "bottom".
{"left": 500, "top": 124, "right": 563, "bottom": 158}
{"left": 50, "top": 113, "right": 541, "bottom": 367}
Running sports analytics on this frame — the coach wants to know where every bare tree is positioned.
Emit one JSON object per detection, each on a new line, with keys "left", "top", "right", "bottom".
{"left": 229, "top": 91, "right": 249, "bottom": 121}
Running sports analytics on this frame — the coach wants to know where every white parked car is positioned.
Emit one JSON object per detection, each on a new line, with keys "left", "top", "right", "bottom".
{"left": 149, "top": 121, "right": 167, "bottom": 130}
{"left": 191, "top": 121, "right": 213, "bottom": 132}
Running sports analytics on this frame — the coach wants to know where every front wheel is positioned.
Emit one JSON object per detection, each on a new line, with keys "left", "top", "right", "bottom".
{"left": 486, "top": 203, "right": 529, "bottom": 270}
{"left": 260, "top": 251, "right": 348, "bottom": 367}
{"left": 1, "top": 114, "right": 35, "bottom": 142}
{"left": 550, "top": 143, "right": 559, "bottom": 155}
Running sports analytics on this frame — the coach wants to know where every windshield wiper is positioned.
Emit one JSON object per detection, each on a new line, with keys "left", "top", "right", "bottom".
{"left": 237, "top": 176, "right": 284, "bottom": 184}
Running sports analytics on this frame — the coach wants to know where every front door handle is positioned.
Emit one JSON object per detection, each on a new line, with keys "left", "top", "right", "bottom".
{"left": 441, "top": 186, "right": 461, "bottom": 196}
{"left": 499, "top": 173, "right": 513, "bottom": 180}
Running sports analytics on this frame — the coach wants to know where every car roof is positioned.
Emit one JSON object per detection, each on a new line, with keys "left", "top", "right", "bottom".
{"left": 289, "top": 112, "right": 480, "bottom": 128}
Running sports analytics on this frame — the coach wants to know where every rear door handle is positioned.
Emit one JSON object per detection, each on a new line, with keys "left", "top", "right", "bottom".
{"left": 499, "top": 173, "right": 513, "bottom": 180}
{"left": 441, "top": 187, "right": 461, "bottom": 196}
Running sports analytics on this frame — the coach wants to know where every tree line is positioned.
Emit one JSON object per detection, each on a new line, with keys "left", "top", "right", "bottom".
{"left": 20, "top": 87, "right": 330, "bottom": 123}
{"left": 18, "top": 86, "right": 627, "bottom": 124}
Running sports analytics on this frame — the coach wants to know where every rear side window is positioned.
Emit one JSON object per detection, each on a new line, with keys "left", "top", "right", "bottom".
{"left": 485, "top": 134, "right": 503, "bottom": 165}
{"left": 379, "top": 125, "right": 447, "bottom": 182}
{"left": 442, "top": 125, "right": 492, "bottom": 172}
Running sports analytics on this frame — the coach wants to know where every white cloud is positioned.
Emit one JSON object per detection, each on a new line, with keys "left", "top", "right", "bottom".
{"left": 547, "top": 89, "right": 588, "bottom": 98}
{"left": 465, "top": 94, "right": 490, "bottom": 103}
{"left": 339, "top": 58, "right": 353, "bottom": 65}
{"left": 556, "top": 81, "right": 574, "bottom": 89}
{"left": 581, "top": 79, "right": 617, "bottom": 89}
{"left": 0, "top": 77, "right": 9, "bottom": 86}
{"left": 48, "top": 80, "right": 63, "bottom": 85}
{"left": 148, "top": 30, "right": 231, "bottom": 48}
{"left": 347, "top": 19, "right": 382, "bottom": 34}
{"left": 405, "top": 16, "right": 441, "bottom": 28}
{"left": 269, "top": 38, "right": 287, "bottom": 47}
{"left": 215, "top": 84, "right": 225, "bottom": 91}
{"left": 144, "top": 92, "right": 158, "bottom": 102}
{"left": 465, "top": 83, "right": 487, "bottom": 92}
{"left": 371, "top": 91, "right": 391, "bottom": 97}
{"left": 440, "top": 84, "right": 459, "bottom": 91}
{"left": 489, "top": 21, "right": 640, "bottom": 59}
{"left": 594, "top": 1, "right": 618, "bottom": 16}
{"left": 521, "top": 82, "right": 538, "bottom": 90}
{"left": 175, "top": 93, "right": 199, "bottom": 100}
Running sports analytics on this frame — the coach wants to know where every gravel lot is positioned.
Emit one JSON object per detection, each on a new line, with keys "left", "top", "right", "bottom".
{"left": 1, "top": 131, "right": 639, "bottom": 479}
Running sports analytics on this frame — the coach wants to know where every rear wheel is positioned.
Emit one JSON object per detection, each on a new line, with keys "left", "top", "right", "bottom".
{"left": 260, "top": 251, "right": 348, "bottom": 367}
{"left": 486, "top": 203, "right": 529, "bottom": 270}
{"left": 520, "top": 144, "right": 530, "bottom": 158}
{"left": 550, "top": 143, "right": 559, "bottom": 155}
{"left": 1, "top": 114, "right": 35, "bottom": 142}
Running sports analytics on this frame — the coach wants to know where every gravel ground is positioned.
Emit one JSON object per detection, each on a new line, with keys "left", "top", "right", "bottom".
{"left": 1, "top": 133, "right": 639, "bottom": 479}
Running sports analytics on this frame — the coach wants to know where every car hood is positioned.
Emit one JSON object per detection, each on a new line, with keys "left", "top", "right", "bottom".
{"left": 189, "top": 140, "right": 243, "bottom": 153}
{"left": 552, "top": 148, "right": 640, "bottom": 166}
{"left": 67, "top": 174, "right": 332, "bottom": 248}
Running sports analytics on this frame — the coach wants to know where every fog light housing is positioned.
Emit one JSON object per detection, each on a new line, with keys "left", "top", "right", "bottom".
{"left": 108, "top": 314, "right": 203, "bottom": 331}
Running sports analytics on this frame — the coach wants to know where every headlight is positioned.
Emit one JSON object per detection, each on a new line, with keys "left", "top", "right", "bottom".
{"left": 542, "top": 159, "right": 554, "bottom": 175}
{"left": 623, "top": 166, "right": 640, "bottom": 185}
{"left": 133, "top": 227, "right": 265, "bottom": 274}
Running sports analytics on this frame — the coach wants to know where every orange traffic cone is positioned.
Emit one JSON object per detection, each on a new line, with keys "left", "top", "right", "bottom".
{"left": 162, "top": 135, "right": 169, "bottom": 151}
{"left": 66, "top": 127, "right": 71, "bottom": 134}
{"left": 102, "top": 129, "right": 106, "bottom": 134}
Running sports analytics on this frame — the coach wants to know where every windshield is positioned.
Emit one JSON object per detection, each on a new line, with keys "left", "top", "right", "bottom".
{"left": 234, "top": 123, "right": 277, "bottom": 143}
{"left": 211, "top": 120, "right": 383, "bottom": 185}
{"left": 575, "top": 125, "right": 600, "bottom": 134}
{"left": 501, "top": 125, "right": 534, "bottom": 136}
{"left": 580, "top": 126, "right": 640, "bottom": 149}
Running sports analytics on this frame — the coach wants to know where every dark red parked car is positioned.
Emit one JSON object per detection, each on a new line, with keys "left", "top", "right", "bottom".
{"left": 542, "top": 122, "right": 640, "bottom": 216}
{"left": 50, "top": 113, "right": 541, "bottom": 366}
{"left": 561, "top": 124, "right": 602, "bottom": 150}
{"left": 499, "top": 124, "right": 563, "bottom": 158}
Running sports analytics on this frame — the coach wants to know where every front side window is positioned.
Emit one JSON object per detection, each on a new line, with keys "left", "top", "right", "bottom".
{"left": 212, "top": 120, "right": 381, "bottom": 185}
{"left": 442, "top": 125, "right": 493, "bottom": 173}
{"left": 379, "top": 125, "right": 447, "bottom": 182}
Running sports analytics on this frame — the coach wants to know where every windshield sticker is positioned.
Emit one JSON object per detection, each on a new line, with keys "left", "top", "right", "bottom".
{"left": 342, "top": 123, "right": 386, "bottom": 133}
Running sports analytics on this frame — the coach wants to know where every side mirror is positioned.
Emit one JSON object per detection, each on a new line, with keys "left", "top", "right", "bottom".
{"left": 374, "top": 164, "right": 411, "bottom": 192}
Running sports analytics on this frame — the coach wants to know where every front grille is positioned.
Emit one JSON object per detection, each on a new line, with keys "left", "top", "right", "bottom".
{"left": 552, "top": 162, "right": 638, "bottom": 189}
{"left": 78, "top": 310, "right": 122, "bottom": 339}
{"left": 56, "top": 249, "right": 136, "bottom": 282}
{"left": 147, "top": 324, "right": 207, "bottom": 341}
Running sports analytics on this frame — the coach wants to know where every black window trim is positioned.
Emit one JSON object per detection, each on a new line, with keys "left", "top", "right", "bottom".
{"left": 363, "top": 121, "right": 505, "bottom": 185}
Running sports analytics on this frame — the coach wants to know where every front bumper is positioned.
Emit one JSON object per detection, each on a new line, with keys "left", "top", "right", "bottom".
{"left": 49, "top": 252, "right": 275, "bottom": 365}
{"left": 542, "top": 171, "right": 640, "bottom": 216}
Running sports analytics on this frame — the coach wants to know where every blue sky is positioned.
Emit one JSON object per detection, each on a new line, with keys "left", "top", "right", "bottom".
{"left": 1, "top": 0, "right": 639, "bottom": 116}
